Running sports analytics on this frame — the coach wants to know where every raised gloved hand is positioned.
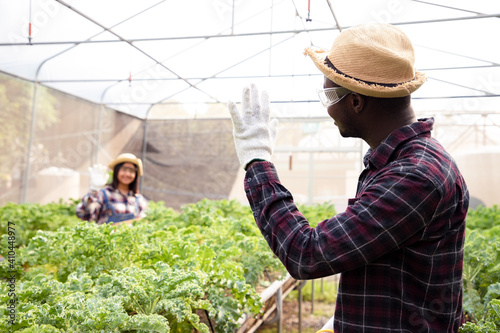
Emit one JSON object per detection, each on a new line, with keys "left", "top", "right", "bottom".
{"left": 228, "top": 84, "right": 279, "bottom": 170}
{"left": 89, "top": 164, "right": 109, "bottom": 191}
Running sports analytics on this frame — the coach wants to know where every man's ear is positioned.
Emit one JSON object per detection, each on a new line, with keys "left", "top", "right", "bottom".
{"left": 350, "top": 93, "right": 364, "bottom": 114}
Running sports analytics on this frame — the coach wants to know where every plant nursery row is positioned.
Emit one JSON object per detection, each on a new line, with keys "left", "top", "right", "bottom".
{"left": 1, "top": 200, "right": 499, "bottom": 332}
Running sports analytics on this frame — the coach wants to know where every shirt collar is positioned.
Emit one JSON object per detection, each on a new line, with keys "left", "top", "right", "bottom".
{"left": 107, "top": 185, "right": 134, "bottom": 196}
{"left": 364, "top": 117, "right": 434, "bottom": 170}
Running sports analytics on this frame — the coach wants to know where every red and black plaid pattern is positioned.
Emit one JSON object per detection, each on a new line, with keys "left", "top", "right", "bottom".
{"left": 244, "top": 118, "right": 469, "bottom": 332}
{"left": 76, "top": 185, "right": 148, "bottom": 224}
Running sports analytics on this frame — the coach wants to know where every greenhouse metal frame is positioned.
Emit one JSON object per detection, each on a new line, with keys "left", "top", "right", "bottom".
{"left": 0, "top": 0, "right": 499, "bottom": 209}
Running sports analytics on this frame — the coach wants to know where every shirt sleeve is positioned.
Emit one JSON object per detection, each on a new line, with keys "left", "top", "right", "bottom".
{"left": 137, "top": 194, "right": 148, "bottom": 218}
{"left": 244, "top": 161, "right": 442, "bottom": 280}
{"left": 75, "top": 190, "right": 104, "bottom": 222}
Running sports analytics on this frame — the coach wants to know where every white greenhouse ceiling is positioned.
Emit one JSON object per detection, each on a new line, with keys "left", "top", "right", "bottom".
{"left": 0, "top": 0, "right": 499, "bottom": 118}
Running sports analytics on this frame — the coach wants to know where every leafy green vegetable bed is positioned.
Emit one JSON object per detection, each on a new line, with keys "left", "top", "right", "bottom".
{"left": 460, "top": 205, "right": 500, "bottom": 332}
{"left": 4, "top": 200, "right": 497, "bottom": 332}
{"left": 0, "top": 199, "right": 335, "bottom": 333}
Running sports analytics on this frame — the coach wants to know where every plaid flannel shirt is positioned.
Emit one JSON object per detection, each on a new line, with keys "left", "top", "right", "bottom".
{"left": 76, "top": 185, "right": 148, "bottom": 224}
{"left": 244, "top": 118, "right": 469, "bottom": 332}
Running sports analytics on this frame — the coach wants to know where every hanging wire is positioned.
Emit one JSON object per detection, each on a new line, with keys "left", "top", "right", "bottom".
{"left": 28, "top": 0, "right": 33, "bottom": 44}
{"left": 290, "top": 0, "right": 315, "bottom": 46}
{"left": 306, "top": 0, "right": 312, "bottom": 22}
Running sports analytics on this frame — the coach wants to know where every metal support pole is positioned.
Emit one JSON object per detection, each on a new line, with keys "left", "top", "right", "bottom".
{"left": 276, "top": 286, "right": 282, "bottom": 333}
{"left": 311, "top": 280, "right": 315, "bottom": 314}
{"left": 298, "top": 283, "right": 302, "bottom": 333}
{"left": 297, "top": 280, "right": 306, "bottom": 333}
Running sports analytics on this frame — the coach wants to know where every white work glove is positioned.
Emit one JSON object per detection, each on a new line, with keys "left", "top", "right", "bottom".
{"left": 89, "top": 164, "right": 109, "bottom": 191}
{"left": 228, "top": 84, "right": 279, "bottom": 170}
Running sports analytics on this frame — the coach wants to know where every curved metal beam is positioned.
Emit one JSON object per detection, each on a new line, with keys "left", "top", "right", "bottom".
{"left": 2, "top": 13, "right": 498, "bottom": 47}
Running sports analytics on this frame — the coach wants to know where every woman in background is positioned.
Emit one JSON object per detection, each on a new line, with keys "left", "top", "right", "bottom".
{"left": 76, "top": 153, "right": 148, "bottom": 224}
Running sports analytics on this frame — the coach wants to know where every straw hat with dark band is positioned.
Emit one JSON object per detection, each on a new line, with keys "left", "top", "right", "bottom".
{"left": 109, "top": 153, "right": 143, "bottom": 176}
{"left": 304, "top": 23, "right": 426, "bottom": 98}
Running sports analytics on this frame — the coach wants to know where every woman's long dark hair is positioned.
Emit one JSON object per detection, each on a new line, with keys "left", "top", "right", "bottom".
{"left": 111, "top": 162, "right": 139, "bottom": 194}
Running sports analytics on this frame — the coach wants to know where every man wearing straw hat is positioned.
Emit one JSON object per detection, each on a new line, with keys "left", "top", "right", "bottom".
{"left": 228, "top": 23, "right": 469, "bottom": 332}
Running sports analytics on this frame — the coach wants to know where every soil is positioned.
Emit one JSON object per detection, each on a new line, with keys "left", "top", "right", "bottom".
{"left": 256, "top": 296, "right": 334, "bottom": 332}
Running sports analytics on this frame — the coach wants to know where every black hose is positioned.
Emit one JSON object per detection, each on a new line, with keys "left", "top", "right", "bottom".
{"left": 205, "top": 309, "right": 215, "bottom": 333}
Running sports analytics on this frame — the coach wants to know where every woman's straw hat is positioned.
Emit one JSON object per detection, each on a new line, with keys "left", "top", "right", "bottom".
{"left": 304, "top": 23, "right": 426, "bottom": 98}
{"left": 109, "top": 153, "right": 143, "bottom": 176}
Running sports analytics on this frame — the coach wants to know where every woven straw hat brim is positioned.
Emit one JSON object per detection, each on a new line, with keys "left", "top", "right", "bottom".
{"left": 304, "top": 47, "right": 426, "bottom": 98}
{"left": 109, "top": 153, "right": 143, "bottom": 176}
